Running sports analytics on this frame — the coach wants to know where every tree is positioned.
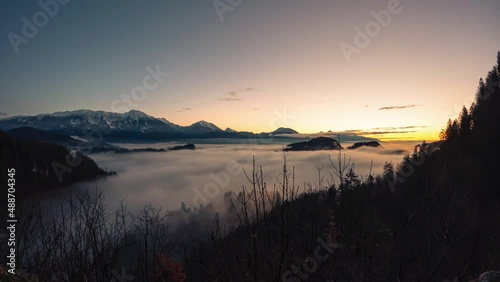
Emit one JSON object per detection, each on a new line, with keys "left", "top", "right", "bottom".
{"left": 497, "top": 51, "right": 500, "bottom": 71}
{"left": 440, "top": 119, "right": 459, "bottom": 141}
{"left": 383, "top": 161, "right": 395, "bottom": 181}
{"left": 458, "top": 106, "right": 471, "bottom": 140}
{"left": 344, "top": 166, "right": 361, "bottom": 188}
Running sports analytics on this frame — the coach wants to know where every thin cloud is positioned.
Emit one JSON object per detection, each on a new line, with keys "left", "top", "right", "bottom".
{"left": 218, "top": 97, "right": 243, "bottom": 102}
{"left": 218, "top": 87, "right": 255, "bottom": 102}
{"left": 361, "top": 131, "right": 418, "bottom": 135}
{"left": 378, "top": 105, "right": 420, "bottom": 110}
{"left": 371, "top": 126, "right": 427, "bottom": 130}
{"left": 176, "top": 107, "right": 192, "bottom": 113}
{"left": 344, "top": 125, "right": 427, "bottom": 136}
{"left": 252, "top": 108, "right": 260, "bottom": 111}
{"left": 0, "top": 112, "right": 7, "bottom": 116}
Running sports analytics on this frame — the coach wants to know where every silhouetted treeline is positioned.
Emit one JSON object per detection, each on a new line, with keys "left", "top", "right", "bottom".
{"left": 2, "top": 52, "right": 500, "bottom": 281}
{"left": 179, "top": 52, "right": 500, "bottom": 281}
{"left": 0, "top": 131, "right": 115, "bottom": 193}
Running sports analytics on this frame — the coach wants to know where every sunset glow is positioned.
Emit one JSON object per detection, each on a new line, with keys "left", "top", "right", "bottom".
{"left": 1, "top": 0, "right": 499, "bottom": 141}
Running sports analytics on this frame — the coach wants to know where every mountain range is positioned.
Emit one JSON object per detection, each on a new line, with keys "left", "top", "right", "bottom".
{"left": 0, "top": 110, "right": 302, "bottom": 142}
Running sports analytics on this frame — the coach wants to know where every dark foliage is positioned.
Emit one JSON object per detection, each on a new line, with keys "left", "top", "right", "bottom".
{"left": 284, "top": 137, "right": 343, "bottom": 151}
{"left": 347, "top": 141, "right": 381, "bottom": 149}
{"left": 0, "top": 131, "right": 114, "bottom": 193}
{"left": 181, "top": 52, "right": 500, "bottom": 281}
{"left": 168, "top": 143, "right": 196, "bottom": 151}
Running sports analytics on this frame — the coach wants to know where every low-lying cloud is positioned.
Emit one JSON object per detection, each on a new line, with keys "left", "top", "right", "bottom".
{"left": 69, "top": 141, "right": 417, "bottom": 214}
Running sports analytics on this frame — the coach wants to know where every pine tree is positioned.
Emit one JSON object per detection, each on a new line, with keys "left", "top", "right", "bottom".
{"left": 344, "top": 167, "right": 361, "bottom": 188}
{"left": 383, "top": 161, "right": 394, "bottom": 180}
{"left": 458, "top": 106, "right": 471, "bottom": 140}
{"left": 440, "top": 119, "right": 459, "bottom": 141}
{"left": 497, "top": 51, "right": 500, "bottom": 71}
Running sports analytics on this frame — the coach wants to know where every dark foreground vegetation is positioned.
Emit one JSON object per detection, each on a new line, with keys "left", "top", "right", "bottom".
{"left": 1, "top": 52, "right": 500, "bottom": 281}
{"left": 0, "top": 131, "right": 115, "bottom": 193}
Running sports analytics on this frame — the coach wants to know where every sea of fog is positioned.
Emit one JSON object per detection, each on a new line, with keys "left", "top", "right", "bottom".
{"left": 59, "top": 139, "right": 419, "bottom": 214}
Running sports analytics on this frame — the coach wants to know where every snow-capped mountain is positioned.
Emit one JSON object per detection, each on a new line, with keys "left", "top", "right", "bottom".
{"left": 0, "top": 110, "right": 307, "bottom": 143}
{"left": 224, "top": 127, "right": 237, "bottom": 133}
{"left": 184, "top": 120, "right": 223, "bottom": 134}
{"left": 0, "top": 110, "right": 221, "bottom": 136}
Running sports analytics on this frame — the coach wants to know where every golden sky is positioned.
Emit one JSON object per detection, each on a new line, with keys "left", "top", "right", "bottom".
{"left": 2, "top": 0, "right": 499, "bottom": 141}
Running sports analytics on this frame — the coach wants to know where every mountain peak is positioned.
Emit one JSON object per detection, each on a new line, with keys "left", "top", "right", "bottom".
{"left": 270, "top": 127, "right": 298, "bottom": 135}
{"left": 188, "top": 120, "right": 222, "bottom": 132}
{"left": 123, "top": 109, "right": 150, "bottom": 118}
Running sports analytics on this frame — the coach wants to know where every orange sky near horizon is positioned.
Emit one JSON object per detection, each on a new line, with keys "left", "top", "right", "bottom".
{"left": 2, "top": 1, "right": 499, "bottom": 142}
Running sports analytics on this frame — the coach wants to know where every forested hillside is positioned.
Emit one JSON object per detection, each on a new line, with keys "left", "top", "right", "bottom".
{"left": 180, "top": 52, "right": 500, "bottom": 281}
{"left": 1, "top": 53, "right": 499, "bottom": 281}
{"left": 0, "top": 131, "right": 114, "bottom": 193}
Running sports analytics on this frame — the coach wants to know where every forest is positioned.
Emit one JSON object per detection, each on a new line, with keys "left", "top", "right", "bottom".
{"left": 1, "top": 52, "right": 500, "bottom": 281}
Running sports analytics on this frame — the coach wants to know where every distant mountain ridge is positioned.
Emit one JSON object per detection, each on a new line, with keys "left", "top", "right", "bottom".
{"left": 0, "top": 109, "right": 300, "bottom": 140}
{"left": 0, "top": 109, "right": 376, "bottom": 143}
{"left": 0, "top": 110, "right": 183, "bottom": 134}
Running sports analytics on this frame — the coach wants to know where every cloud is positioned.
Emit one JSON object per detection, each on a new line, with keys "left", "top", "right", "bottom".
{"left": 370, "top": 126, "right": 427, "bottom": 131}
{"left": 218, "top": 87, "right": 255, "bottom": 102}
{"left": 252, "top": 108, "right": 260, "bottom": 111}
{"left": 378, "top": 105, "right": 420, "bottom": 110}
{"left": 343, "top": 126, "right": 427, "bottom": 136}
{"left": 0, "top": 112, "right": 7, "bottom": 116}
{"left": 361, "top": 131, "right": 418, "bottom": 135}
{"left": 218, "top": 97, "right": 243, "bottom": 102}
{"left": 176, "top": 107, "right": 192, "bottom": 113}
{"left": 87, "top": 141, "right": 414, "bottom": 214}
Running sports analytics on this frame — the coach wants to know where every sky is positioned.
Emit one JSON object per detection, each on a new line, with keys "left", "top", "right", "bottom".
{"left": 1, "top": 0, "right": 499, "bottom": 141}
